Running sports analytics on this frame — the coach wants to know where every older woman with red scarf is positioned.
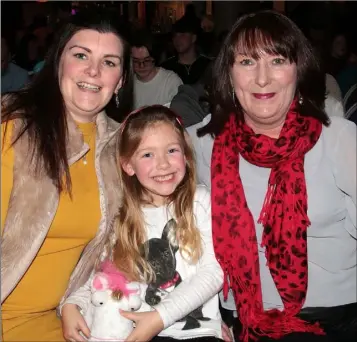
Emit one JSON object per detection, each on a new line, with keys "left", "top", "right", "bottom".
{"left": 187, "top": 10, "right": 356, "bottom": 342}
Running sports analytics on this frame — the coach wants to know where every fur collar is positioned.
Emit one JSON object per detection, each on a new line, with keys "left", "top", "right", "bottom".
{"left": 1, "top": 112, "right": 121, "bottom": 303}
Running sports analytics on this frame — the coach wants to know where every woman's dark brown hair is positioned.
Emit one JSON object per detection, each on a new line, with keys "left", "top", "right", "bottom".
{"left": 1, "top": 9, "right": 133, "bottom": 193}
{"left": 198, "top": 10, "right": 329, "bottom": 137}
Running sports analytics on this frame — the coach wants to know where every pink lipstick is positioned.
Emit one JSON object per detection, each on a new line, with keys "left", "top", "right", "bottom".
{"left": 252, "top": 93, "right": 275, "bottom": 99}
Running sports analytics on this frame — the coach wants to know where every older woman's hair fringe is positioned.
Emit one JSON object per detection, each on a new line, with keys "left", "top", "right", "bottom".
{"left": 112, "top": 105, "right": 201, "bottom": 282}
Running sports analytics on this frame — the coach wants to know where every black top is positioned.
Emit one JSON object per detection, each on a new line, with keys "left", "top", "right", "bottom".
{"left": 161, "top": 55, "right": 212, "bottom": 85}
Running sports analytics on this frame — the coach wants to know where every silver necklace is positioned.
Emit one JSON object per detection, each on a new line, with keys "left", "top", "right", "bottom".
{"left": 183, "top": 63, "right": 192, "bottom": 75}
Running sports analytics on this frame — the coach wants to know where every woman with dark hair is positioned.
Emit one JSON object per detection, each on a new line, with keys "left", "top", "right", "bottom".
{"left": 1, "top": 9, "right": 133, "bottom": 341}
{"left": 187, "top": 10, "right": 356, "bottom": 342}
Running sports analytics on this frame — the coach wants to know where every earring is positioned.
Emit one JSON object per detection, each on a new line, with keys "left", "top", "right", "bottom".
{"left": 232, "top": 88, "right": 236, "bottom": 105}
{"left": 115, "top": 92, "right": 120, "bottom": 108}
{"left": 298, "top": 95, "right": 303, "bottom": 105}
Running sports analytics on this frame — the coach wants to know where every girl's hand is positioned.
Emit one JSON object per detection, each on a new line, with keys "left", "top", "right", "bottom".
{"left": 61, "top": 303, "right": 90, "bottom": 342}
{"left": 221, "top": 321, "right": 233, "bottom": 342}
{"left": 120, "top": 309, "right": 164, "bottom": 342}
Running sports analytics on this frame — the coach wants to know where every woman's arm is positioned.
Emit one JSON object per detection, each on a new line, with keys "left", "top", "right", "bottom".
{"left": 154, "top": 186, "right": 223, "bottom": 328}
{"left": 330, "top": 118, "right": 357, "bottom": 236}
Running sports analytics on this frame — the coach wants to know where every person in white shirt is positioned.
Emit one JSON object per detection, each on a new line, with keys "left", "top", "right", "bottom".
{"left": 132, "top": 30, "right": 182, "bottom": 109}
{"left": 61, "top": 105, "right": 228, "bottom": 342}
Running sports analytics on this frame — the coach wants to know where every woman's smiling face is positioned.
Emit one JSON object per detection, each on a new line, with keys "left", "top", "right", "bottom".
{"left": 231, "top": 51, "right": 297, "bottom": 127}
{"left": 58, "top": 29, "right": 124, "bottom": 122}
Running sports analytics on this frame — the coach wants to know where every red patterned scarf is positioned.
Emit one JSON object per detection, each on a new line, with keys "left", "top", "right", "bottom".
{"left": 211, "top": 102, "right": 324, "bottom": 342}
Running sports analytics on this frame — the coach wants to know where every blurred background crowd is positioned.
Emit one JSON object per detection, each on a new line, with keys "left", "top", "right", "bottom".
{"left": 2, "top": 0, "right": 357, "bottom": 122}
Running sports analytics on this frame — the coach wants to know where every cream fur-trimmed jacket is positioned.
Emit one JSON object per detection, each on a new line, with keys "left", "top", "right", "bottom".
{"left": 1, "top": 111, "right": 122, "bottom": 305}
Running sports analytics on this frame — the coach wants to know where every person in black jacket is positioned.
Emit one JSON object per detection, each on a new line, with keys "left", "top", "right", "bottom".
{"left": 161, "top": 17, "right": 212, "bottom": 85}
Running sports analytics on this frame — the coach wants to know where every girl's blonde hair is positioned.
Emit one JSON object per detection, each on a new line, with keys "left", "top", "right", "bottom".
{"left": 113, "top": 105, "right": 201, "bottom": 282}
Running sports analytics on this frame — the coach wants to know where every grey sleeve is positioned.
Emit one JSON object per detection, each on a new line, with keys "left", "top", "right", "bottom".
{"left": 332, "top": 119, "right": 357, "bottom": 236}
{"left": 186, "top": 118, "right": 213, "bottom": 189}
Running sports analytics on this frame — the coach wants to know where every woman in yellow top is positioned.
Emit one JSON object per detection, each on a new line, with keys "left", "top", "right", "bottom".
{"left": 1, "top": 9, "right": 133, "bottom": 341}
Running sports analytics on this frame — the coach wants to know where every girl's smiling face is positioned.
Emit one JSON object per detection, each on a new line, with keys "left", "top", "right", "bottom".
{"left": 122, "top": 122, "right": 187, "bottom": 206}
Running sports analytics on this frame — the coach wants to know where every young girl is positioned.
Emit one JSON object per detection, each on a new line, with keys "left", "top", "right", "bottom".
{"left": 61, "top": 105, "right": 225, "bottom": 342}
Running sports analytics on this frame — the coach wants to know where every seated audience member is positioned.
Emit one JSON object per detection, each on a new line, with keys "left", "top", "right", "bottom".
{"left": 170, "top": 66, "right": 213, "bottom": 127}
{"left": 161, "top": 17, "right": 212, "bottom": 85}
{"left": 132, "top": 30, "right": 182, "bottom": 109}
{"left": 170, "top": 83, "right": 209, "bottom": 127}
{"left": 1, "top": 37, "right": 29, "bottom": 94}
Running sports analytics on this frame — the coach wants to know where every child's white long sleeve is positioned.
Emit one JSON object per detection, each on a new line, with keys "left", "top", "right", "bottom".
{"left": 58, "top": 271, "right": 94, "bottom": 316}
{"left": 153, "top": 185, "right": 224, "bottom": 328}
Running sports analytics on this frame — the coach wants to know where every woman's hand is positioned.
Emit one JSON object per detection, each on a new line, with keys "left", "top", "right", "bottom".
{"left": 61, "top": 303, "right": 90, "bottom": 342}
{"left": 221, "top": 321, "right": 233, "bottom": 342}
{"left": 120, "top": 309, "right": 164, "bottom": 342}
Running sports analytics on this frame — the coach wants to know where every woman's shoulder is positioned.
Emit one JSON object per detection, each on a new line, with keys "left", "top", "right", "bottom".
{"left": 186, "top": 115, "right": 214, "bottom": 156}
{"left": 1, "top": 120, "right": 15, "bottom": 150}
{"left": 100, "top": 114, "right": 121, "bottom": 134}
{"left": 319, "top": 117, "right": 356, "bottom": 170}
{"left": 327, "top": 115, "right": 355, "bottom": 129}
{"left": 322, "top": 116, "right": 356, "bottom": 144}
{"left": 100, "top": 114, "right": 121, "bottom": 144}
{"left": 1, "top": 117, "right": 27, "bottom": 146}
{"left": 1, "top": 93, "right": 13, "bottom": 109}
{"left": 187, "top": 114, "right": 212, "bottom": 134}
{"left": 2, "top": 93, "right": 26, "bottom": 125}
{"left": 193, "top": 184, "right": 211, "bottom": 210}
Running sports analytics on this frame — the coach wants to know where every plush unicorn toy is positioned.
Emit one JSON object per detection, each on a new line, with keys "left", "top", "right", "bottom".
{"left": 83, "top": 261, "right": 142, "bottom": 341}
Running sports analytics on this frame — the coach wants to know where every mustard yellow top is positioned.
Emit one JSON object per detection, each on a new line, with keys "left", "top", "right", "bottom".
{"left": 1, "top": 121, "right": 101, "bottom": 341}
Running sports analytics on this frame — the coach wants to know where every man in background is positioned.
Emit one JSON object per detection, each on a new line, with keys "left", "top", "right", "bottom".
{"left": 161, "top": 17, "right": 212, "bottom": 85}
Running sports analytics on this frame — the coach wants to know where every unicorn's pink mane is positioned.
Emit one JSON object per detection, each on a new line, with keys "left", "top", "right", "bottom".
{"left": 95, "top": 260, "right": 137, "bottom": 297}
